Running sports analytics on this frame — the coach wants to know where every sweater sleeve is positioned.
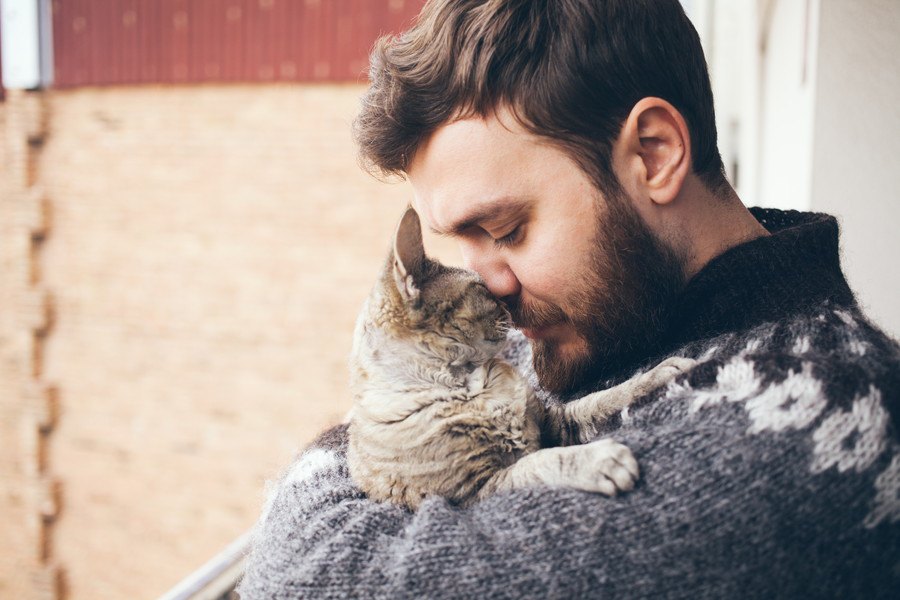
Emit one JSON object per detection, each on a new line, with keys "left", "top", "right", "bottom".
{"left": 236, "top": 397, "right": 900, "bottom": 600}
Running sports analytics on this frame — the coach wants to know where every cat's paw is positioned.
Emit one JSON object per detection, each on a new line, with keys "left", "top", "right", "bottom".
{"left": 629, "top": 356, "right": 696, "bottom": 397}
{"left": 571, "top": 439, "right": 639, "bottom": 496}
{"left": 569, "top": 356, "right": 697, "bottom": 445}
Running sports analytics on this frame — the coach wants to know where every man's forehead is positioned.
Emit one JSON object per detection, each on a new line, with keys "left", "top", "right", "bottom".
{"left": 406, "top": 109, "right": 576, "bottom": 236}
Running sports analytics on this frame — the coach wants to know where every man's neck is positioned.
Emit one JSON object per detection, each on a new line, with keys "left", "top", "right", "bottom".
{"left": 664, "top": 177, "right": 770, "bottom": 280}
{"left": 660, "top": 208, "right": 856, "bottom": 352}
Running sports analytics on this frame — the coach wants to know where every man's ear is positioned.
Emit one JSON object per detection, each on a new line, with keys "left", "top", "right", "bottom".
{"left": 392, "top": 207, "right": 426, "bottom": 302}
{"left": 616, "top": 97, "right": 691, "bottom": 206}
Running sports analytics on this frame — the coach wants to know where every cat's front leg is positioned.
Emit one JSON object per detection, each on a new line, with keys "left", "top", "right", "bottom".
{"left": 549, "top": 356, "right": 696, "bottom": 445}
{"left": 473, "top": 439, "right": 639, "bottom": 503}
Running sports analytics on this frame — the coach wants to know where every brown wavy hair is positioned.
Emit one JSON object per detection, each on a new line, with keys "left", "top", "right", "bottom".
{"left": 353, "top": 0, "right": 726, "bottom": 195}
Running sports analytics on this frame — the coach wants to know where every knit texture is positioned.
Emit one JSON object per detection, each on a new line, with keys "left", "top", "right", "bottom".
{"left": 237, "top": 209, "right": 900, "bottom": 599}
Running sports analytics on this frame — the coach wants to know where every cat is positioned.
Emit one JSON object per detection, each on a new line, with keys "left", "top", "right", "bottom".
{"left": 347, "top": 208, "right": 694, "bottom": 510}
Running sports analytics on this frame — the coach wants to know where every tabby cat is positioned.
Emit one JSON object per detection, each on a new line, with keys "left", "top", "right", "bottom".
{"left": 347, "top": 208, "right": 693, "bottom": 509}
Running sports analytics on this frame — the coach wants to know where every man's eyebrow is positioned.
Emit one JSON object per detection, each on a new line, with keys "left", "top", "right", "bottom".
{"left": 429, "top": 197, "right": 532, "bottom": 237}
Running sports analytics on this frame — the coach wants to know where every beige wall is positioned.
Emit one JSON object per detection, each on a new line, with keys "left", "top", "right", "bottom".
{"left": 1, "top": 83, "right": 458, "bottom": 600}
{"left": 810, "top": 0, "right": 900, "bottom": 338}
{"left": 0, "top": 90, "right": 61, "bottom": 600}
{"left": 688, "top": 0, "right": 900, "bottom": 339}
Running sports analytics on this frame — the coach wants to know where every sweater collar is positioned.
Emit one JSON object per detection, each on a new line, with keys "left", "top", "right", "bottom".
{"left": 575, "top": 208, "right": 858, "bottom": 389}
{"left": 661, "top": 208, "right": 856, "bottom": 351}
{"left": 534, "top": 208, "right": 858, "bottom": 397}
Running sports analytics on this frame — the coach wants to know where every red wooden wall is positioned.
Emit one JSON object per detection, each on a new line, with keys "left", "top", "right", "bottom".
{"left": 51, "top": 0, "right": 426, "bottom": 88}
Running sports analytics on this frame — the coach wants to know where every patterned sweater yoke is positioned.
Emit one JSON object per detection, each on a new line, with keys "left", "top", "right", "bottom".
{"left": 238, "top": 209, "right": 900, "bottom": 599}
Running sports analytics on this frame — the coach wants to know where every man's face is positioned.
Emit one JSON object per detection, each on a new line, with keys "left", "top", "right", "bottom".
{"left": 408, "top": 111, "right": 684, "bottom": 393}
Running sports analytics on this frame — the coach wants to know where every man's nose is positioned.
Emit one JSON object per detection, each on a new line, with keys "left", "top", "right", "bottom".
{"left": 461, "top": 245, "right": 521, "bottom": 299}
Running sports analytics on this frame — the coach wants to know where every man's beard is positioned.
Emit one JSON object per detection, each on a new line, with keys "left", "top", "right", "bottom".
{"left": 505, "top": 188, "right": 686, "bottom": 395}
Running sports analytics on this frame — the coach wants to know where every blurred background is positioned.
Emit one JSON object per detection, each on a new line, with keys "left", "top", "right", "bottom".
{"left": 0, "top": 1, "right": 897, "bottom": 598}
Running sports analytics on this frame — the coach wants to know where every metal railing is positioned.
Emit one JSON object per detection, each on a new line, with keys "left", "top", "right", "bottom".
{"left": 157, "top": 530, "right": 252, "bottom": 600}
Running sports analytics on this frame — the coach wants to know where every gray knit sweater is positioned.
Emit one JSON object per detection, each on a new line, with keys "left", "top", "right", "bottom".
{"left": 237, "top": 209, "right": 900, "bottom": 599}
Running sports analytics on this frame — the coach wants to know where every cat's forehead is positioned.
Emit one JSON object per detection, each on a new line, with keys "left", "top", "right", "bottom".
{"left": 424, "top": 264, "right": 485, "bottom": 293}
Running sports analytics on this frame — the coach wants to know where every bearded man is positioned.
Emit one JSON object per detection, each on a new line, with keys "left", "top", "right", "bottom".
{"left": 238, "top": 0, "right": 900, "bottom": 597}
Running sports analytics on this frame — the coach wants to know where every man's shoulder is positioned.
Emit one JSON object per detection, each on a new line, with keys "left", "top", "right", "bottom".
{"left": 646, "top": 302, "right": 895, "bottom": 432}
{"left": 680, "top": 302, "right": 900, "bottom": 417}
{"left": 609, "top": 302, "right": 900, "bottom": 534}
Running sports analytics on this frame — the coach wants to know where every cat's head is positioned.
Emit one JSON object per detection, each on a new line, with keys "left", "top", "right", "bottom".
{"left": 372, "top": 208, "right": 510, "bottom": 367}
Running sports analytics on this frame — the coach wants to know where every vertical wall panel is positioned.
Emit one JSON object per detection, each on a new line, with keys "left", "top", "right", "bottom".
{"left": 139, "top": 0, "right": 161, "bottom": 82}
{"left": 109, "top": 1, "right": 122, "bottom": 83}
{"left": 188, "top": 0, "right": 208, "bottom": 81}
{"left": 272, "top": 0, "right": 291, "bottom": 81}
{"left": 351, "top": 0, "right": 377, "bottom": 82}
{"left": 315, "top": 0, "right": 333, "bottom": 81}
{"left": 60, "top": 0, "right": 77, "bottom": 86}
{"left": 222, "top": 0, "right": 242, "bottom": 82}
{"left": 120, "top": 1, "right": 139, "bottom": 84}
{"left": 64, "top": 0, "right": 76, "bottom": 85}
{"left": 300, "top": 1, "right": 316, "bottom": 81}
{"left": 49, "top": 1, "right": 61, "bottom": 89}
{"left": 240, "top": 0, "right": 256, "bottom": 81}
{"left": 260, "top": 0, "right": 276, "bottom": 81}
{"left": 171, "top": 0, "right": 190, "bottom": 83}
{"left": 90, "top": 0, "right": 109, "bottom": 84}
{"left": 51, "top": 0, "right": 426, "bottom": 87}
{"left": 73, "top": 0, "right": 89, "bottom": 84}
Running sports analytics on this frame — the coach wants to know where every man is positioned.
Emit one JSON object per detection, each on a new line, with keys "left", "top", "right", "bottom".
{"left": 238, "top": 0, "right": 900, "bottom": 597}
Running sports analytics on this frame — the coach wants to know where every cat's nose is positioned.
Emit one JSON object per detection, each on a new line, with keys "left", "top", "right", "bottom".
{"left": 495, "top": 301, "right": 512, "bottom": 323}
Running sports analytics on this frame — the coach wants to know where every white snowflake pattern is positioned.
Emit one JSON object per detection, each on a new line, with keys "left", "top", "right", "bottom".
{"left": 864, "top": 452, "right": 900, "bottom": 528}
{"left": 688, "top": 356, "right": 762, "bottom": 413}
{"left": 811, "top": 386, "right": 888, "bottom": 474}
{"left": 258, "top": 449, "right": 340, "bottom": 524}
{"left": 834, "top": 309, "right": 858, "bottom": 328}
{"left": 848, "top": 338, "right": 868, "bottom": 356}
{"left": 743, "top": 339, "right": 763, "bottom": 354}
{"left": 745, "top": 362, "right": 827, "bottom": 434}
{"left": 699, "top": 345, "right": 720, "bottom": 361}
{"left": 792, "top": 336, "right": 811, "bottom": 355}
{"left": 286, "top": 448, "right": 341, "bottom": 486}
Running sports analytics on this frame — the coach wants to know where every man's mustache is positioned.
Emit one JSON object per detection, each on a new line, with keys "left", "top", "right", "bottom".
{"left": 502, "top": 296, "right": 569, "bottom": 330}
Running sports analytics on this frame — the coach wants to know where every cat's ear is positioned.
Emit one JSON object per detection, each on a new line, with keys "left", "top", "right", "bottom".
{"left": 392, "top": 207, "right": 426, "bottom": 302}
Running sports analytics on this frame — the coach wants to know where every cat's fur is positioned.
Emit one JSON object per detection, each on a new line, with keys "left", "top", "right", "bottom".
{"left": 347, "top": 208, "right": 693, "bottom": 510}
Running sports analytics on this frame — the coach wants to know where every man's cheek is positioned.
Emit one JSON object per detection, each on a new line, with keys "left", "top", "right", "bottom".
{"left": 519, "top": 268, "right": 570, "bottom": 305}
